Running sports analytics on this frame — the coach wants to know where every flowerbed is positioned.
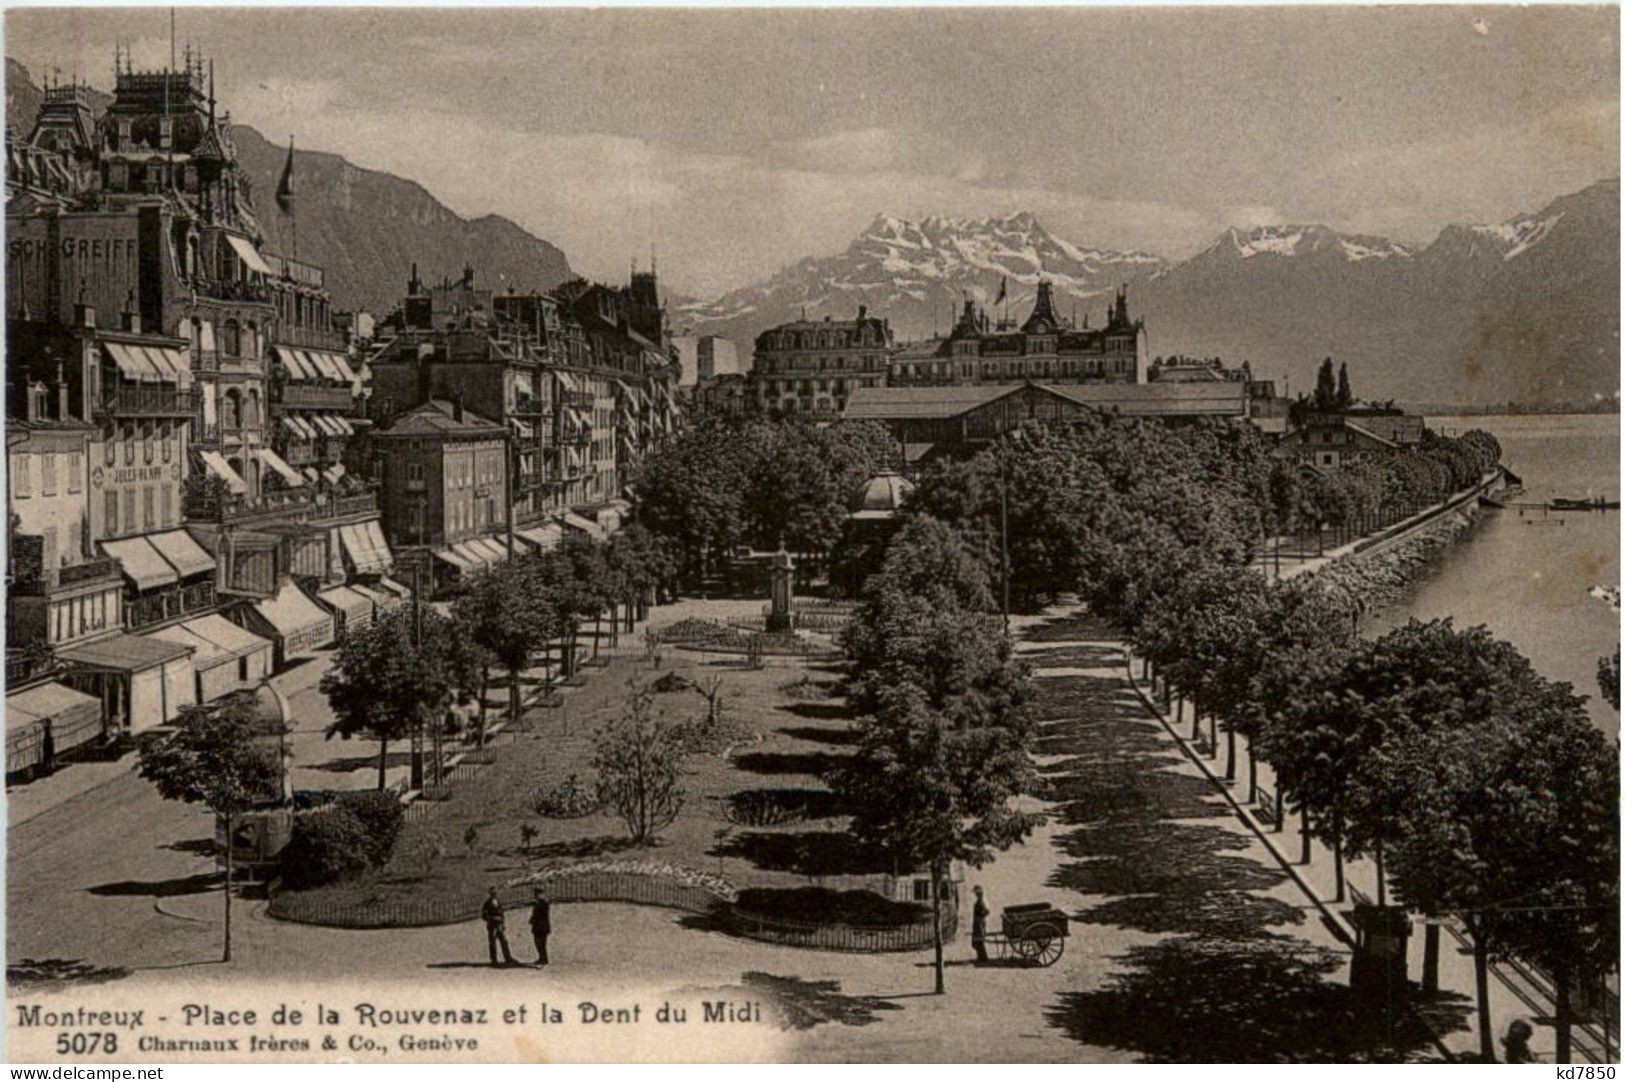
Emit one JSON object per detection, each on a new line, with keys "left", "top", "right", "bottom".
{"left": 509, "top": 859, "right": 738, "bottom": 903}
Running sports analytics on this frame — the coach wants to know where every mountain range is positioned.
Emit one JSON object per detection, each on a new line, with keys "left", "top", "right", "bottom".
{"left": 7, "top": 58, "right": 1616, "bottom": 405}
{"left": 5, "top": 58, "right": 573, "bottom": 316}
{"left": 677, "top": 184, "right": 1619, "bottom": 406}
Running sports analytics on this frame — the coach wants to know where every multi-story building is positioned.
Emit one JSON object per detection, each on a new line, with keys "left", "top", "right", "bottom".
{"left": 367, "top": 264, "right": 681, "bottom": 555}
{"left": 671, "top": 333, "right": 740, "bottom": 387}
{"left": 887, "top": 283, "right": 1148, "bottom": 388}
{"left": 751, "top": 306, "right": 892, "bottom": 417}
{"left": 364, "top": 399, "right": 516, "bottom": 592}
{"left": 1278, "top": 410, "right": 1427, "bottom": 471}
{"left": 4, "top": 55, "right": 395, "bottom": 738}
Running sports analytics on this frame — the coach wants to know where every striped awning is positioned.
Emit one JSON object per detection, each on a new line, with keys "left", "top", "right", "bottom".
{"left": 103, "top": 341, "right": 190, "bottom": 383}
{"left": 256, "top": 447, "right": 305, "bottom": 487}
{"left": 101, "top": 536, "right": 178, "bottom": 591}
{"left": 197, "top": 450, "right": 249, "bottom": 494}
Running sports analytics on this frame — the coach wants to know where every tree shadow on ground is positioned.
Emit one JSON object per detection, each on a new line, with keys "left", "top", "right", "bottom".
{"left": 1022, "top": 645, "right": 1125, "bottom": 669}
{"left": 782, "top": 701, "right": 855, "bottom": 722}
{"left": 712, "top": 829, "right": 890, "bottom": 876}
{"left": 1024, "top": 614, "right": 1117, "bottom": 643}
{"left": 505, "top": 835, "right": 643, "bottom": 861}
{"left": 1045, "top": 936, "right": 1468, "bottom": 1062}
{"left": 159, "top": 836, "right": 218, "bottom": 858}
{"left": 727, "top": 787, "right": 848, "bottom": 824}
{"left": 1050, "top": 821, "right": 1286, "bottom": 897}
{"left": 1074, "top": 891, "right": 1308, "bottom": 940}
{"left": 776, "top": 725, "right": 859, "bottom": 747}
{"left": 306, "top": 750, "right": 415, "bottom": 774}
{"left": 7, "top": 958, "right": 132, "bottom": 991}
{"left": 87, "top": 871, "right": 223, "bottom": 898}
{"left": 730, "top": 750, "right": 848, "bottom": 778}
{"left": 742, "top": 971, "right": 907, "bottom": 1029}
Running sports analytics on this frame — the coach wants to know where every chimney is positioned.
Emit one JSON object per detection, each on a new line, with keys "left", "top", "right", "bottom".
{"left": 120, "top": 289, "right": 140, "bottom": 334}
{"left": 73, "top": 280, "right": 94, "bottom": 328}
{"left": 857, "top": 304, "right": 867, "bottom": 321}
{"left": 55, "top": 361, "right": 70, "bottom": 421}
{"left": 453, "top": 392, "right": 465, "bottom": 423}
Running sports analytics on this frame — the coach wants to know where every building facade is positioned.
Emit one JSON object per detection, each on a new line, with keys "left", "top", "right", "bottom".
{"left": 751, "top": 306, "right": 893, "bottom": 417}
{"left": 888, "top": 284, "right": 1149, "bottom": 389}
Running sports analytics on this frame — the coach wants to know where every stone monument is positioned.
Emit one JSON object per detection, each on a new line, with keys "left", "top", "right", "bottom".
{"left": 767, "top": 545, "right": 795, "bottom": 632}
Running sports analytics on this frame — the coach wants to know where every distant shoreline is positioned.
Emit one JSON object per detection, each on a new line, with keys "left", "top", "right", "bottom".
{"left": 1409, "top": 404, "right": 1620, "bottom": 418}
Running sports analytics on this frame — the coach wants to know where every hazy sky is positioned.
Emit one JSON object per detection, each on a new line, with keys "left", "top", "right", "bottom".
{"left": 7, "top": 6, "right": 1618, "bottom": 297}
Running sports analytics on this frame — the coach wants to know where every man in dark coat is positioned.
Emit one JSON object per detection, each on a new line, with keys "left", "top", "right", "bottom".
{"left": 971, "top": 885, "right": 990, "bottom": 963}
{"left": 482, "top": 887, "right": 515, "bottom": 966}
{"left": 529, "top": 890, "right": 552, "bottom": 966}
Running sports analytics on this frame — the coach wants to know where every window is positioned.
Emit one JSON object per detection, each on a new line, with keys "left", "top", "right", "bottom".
{"left": 121, "top": 490, "right": 135, "bottom": 533}
{"left": 160, "top": 485, "right": 173, "bottom": 527}
{"left": 105, "top": 490, "right": 118, "bottom": 535}
{"left": 67, "top": 452, "right": 83, "bottom": 493}
{"left": 105, "top": 437, "right": 116, "bottom": 466}
{"left": 239, "top": 656, "right": 250, "bottom": 682}
{"left": 143, "top": 487, "right": 155, "bottom": 531}
{"left": 912, "top": 879, "right": 932, "bottom": 902}
{"left": 13, "top": 454, "right": 29, "bottom": 498}
{"left": 40, "top": 453, "right": 57, "bottom": 496}
{"left": 124, "top": 434, "right": 135, "bottom": 465}
{"left": 143, "top": 425, "right": 155, "bottom": 464}
{"left": 223, "top": 320, "right": 241, "bottom": 357}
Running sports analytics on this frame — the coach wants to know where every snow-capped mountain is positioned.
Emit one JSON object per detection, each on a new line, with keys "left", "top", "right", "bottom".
{"left": 676, "top": 212, "right": 1166, "bottom": 346}
{"left": 683, "top": 180, "right": 1617, "bottom": 406}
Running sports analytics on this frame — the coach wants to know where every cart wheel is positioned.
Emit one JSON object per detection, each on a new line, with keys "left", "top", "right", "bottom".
{"left": 1026, "top": 922, "right": 1065, "bottom": 967}
{"left": 1011, "top": 933, "right": 1041, "bottom": 962}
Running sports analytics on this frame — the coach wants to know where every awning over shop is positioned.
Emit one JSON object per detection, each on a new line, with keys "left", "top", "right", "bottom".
{"left": 468, "top": 536, "right": 510, "bottom": 564}
{"left": 102, "top": 341, "right": 162, "bottom": 381}
{"left": 148, "top": 529, "right": 216, "bottom": 579}
{"left": 348, "top": 581, "right": 400, "bottom": 615}
{"left": 186, "top": 614, "right": 272, "bottom": 662}
{"left": 198, "top": 450, "right": 249, "bottom": 494}
{"left": 376, "top": 577, "right": 412, "bottom": 601}
{"left": 363, "top": 519, "right": 392, "bottom": 567}
{"left": 555, "top": 370, "right": 581, "bottom": 394}
{"left": 434, "top": 547, "right": 475, "bottom": 573}
{"left": 100, "top": 536, "right": 178, "bottom": 591}
{"left": 7, "top": 681, "right": 103, "bottom": 773}
{"left": 281, "top": 415, "right": 313, "bottom": 439}
{"left": 516, "top": 523, "right": 563, "bottom": 552}
{"left": 451, "top": 540, "right": 495, "bottom": 570}
{"left": 59, "top": 632, "right": 191, "bottom": 673}
{"left": 564, "top": 406, "right": 589, "bottom": 429}
{"left": 318, "top": 585, "right": 374, "bottom": 629}
{"left": 306, "top": 350, "right": 352, "bottom": 383}
{"left": 323, "top": 463, "right": 346, "bottom": 486}
{"left": 509, "top": 417, "right": 533, "bottom": 439}
{"left": 226, "top": 233, "right": 274, "bottom": 275}
{"left": 275, "top": 346, "right": 318, "bottom": 382}
{"left": 559, "top": 511, "right": 607, "bottom": 542}
{"left": 250, "top": 582, "right": 334, "bottom": 660}
{"left": 301, "top": 467, "right": 321, "bottom": 485}
{"left": 256, "top": 447, "right": 305, "bottom": 487}
{"left": 338, "top": 522, "right": 387, "bottom": 575}
{"left": 144, "top": 623, "right": 228, "bottom": 669}
{"left": 328, "top": 414, "right": 355, "bottom": 435}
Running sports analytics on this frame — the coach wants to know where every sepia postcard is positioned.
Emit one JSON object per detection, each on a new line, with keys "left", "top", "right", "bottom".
{"left": 2, "top": 3, "right": 1619, "bottom": 1067}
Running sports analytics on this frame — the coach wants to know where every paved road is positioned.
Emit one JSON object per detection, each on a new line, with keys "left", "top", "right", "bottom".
{"left": 10, "top": 604, "right": 1418, "bottom": 1063}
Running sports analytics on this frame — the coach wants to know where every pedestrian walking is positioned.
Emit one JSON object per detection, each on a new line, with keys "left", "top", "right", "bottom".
{"left": 971, "top": 885, "right": 989, "bottom": 963}
{"left": 529, "top": 890, "right": 552, "bottom": 966}
{"left": 1502, "top": 1019, "right": 1535, "bottom": 1063}
{"left": 482, "top": 887, "right": 515, "bottom": 967}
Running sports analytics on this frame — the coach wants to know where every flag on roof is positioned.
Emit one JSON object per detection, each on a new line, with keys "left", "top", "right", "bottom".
{"left": 275, "top": 137, "right": 295, "bottom": 214}
{"left": 995, "top": 275, "right": 1007, "bottom": 305}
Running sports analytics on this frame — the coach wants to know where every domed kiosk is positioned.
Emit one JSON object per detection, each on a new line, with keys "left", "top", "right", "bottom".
{"left": 848, "top": 469, "right": 915, "bottom": 523}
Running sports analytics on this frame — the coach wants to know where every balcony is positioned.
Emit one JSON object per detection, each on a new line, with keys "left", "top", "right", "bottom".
{"left": 189, "top": 275, "right": 273, "bottom": 306}
{"left": 274, "top": 324, "right": 348, "bottom": 352}
{"left": 183, "top": 487, "right": 378, "bottom": 527}
{"left": 125, "top": 581, "right": 217, "bottom": 633}
{"left": 6, "top": 649, "right": 64, "bottom": 689}
{"left": 96, "top": 387, "right": 196, "bottom": 418}
{"left": 560, "top": 390, "right": 595, "bottom": 408}
{"left": 276, "top": 384, "right": 355, "bottom": 411}
{"left": 10, "top": 554, "right": 122, "bottom": 596}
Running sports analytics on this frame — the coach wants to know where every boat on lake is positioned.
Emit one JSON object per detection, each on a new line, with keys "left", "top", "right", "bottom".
{"left": 1550, "top": 496, "right": 1620, "bottom": 511}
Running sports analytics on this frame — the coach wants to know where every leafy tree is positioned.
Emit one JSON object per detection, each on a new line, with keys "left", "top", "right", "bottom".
{"left": 1336, "top": 361, "right": 1353, "bottom": 409}
{"left": 1598, "top": 647, "right": 1619, "bottom": 711}
{"left": 138, "top": 694, "right": 281, "bottom": 961}
{"left": 321, "top": 607, "right": 480, "bottom": 788}
{"left": 452, "top": 560, "right": 563, "bottom": 731}
{"left": 592, "top": 681, "right": 685, "bottom": 844}
{"left": 1313, "top": 357, "right": 1338, "bottom": 412}
{"left": 833, "top": 513, "right": 1037, "bottom": 994}
{"left": 835, "top": 674, "right": 1038, "bottom": 994}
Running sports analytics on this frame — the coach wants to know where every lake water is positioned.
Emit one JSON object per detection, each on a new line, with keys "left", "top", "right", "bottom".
{"left": 1366, "top": 413, "right": 1621, "bottom": 733}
